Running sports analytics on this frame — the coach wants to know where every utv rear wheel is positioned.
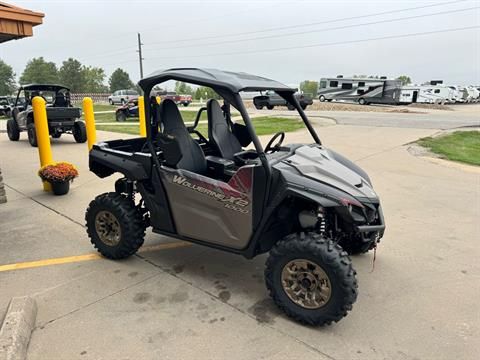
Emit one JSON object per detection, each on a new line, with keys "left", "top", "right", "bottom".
{"left": 6, "top": 119, "right": 20, "bottom": 141}
{"left": 27, "top": 124, "right": 38, "bottom": 147}
{"left": 86, "top": 192, "right": 145, "bottom": 259}
{"left": 73, "top": 121, "right": 87, "bottom": 143}
{"left": 115, "top": 111, "right": 127, "bottom": 122}
{"left": 255, "top": 104, "right": 264, "bottom": 110}
{"left": 265, "top": 232, "right": 358, "bottom": 326}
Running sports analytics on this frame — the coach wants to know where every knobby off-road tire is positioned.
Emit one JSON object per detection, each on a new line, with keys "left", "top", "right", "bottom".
{"left": 116, "top": 111, "right": 127, "bottom": 122}
{"left": 6, "top": 119, "right": 20, "bottom": 141}
{"left": 86, "top": 192, "right": 145, "bottom": 259}
{"left": 73, "top": 121, "right": 87, "bottom": 143}
{"left": 265, "top": 232, "right": 358, "bottom": 326}
{"left": 27, "top": 123, "right": 38, "bottom": 147}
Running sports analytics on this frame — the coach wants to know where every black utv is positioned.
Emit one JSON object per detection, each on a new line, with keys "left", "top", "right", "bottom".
{"left": 85, "top": 68, "right": 385, "bottom": 326}
{"left": 6, "top": 84, "right": 87, "bottom": 147}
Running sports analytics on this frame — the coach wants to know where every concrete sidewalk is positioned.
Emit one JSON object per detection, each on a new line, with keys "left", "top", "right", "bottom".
{"left": 0, "top": 124, "right": 479, "bottom": 359}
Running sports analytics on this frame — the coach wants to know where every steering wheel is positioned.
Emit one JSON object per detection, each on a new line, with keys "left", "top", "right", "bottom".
{"left": 264, "top": 132, "right": 285, "bottom": 153}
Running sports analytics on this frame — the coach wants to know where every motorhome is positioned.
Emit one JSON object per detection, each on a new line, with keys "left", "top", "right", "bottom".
{"left": 317, "top": 76, "right": 402, "bottom": 105}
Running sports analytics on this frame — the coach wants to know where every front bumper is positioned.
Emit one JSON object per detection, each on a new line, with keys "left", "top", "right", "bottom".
{"left": 356, "top": 205, "right": 385, "bottom": 240}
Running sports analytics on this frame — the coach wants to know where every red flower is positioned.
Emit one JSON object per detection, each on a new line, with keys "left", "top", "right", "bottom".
{"left": 38, "top": 162, "right": 79, "bottom": 183}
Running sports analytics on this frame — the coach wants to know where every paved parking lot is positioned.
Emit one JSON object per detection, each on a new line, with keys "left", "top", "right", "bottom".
{"left": 0, "top": 108, "right": 479, "bottom": 359}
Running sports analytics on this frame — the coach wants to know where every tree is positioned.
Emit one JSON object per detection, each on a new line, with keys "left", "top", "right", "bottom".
{"left": 299, "top": 80, "right": 318, "bottom": 97}
{"left": 396, "top": 75, "right": 412, "bottom": 86}
{"left": 193, "top": 86, "right": 220, "bottom": 100}
{"left": 83, "top": 66, "right": 108, "bottom": 93}
{"left": 174, "top": 81, "right": 194, "bottom": 95}
{"left": 0, "top": 59, "right": 16, "bottom": 94}
{"left": 109, "top": 68, "right": 134, "bottom": 92}
{"left": 58, "top": 58, "right": 86, "bottom": 92}
{"left": 20, "top": 57, "right": 58, "bottom": 84}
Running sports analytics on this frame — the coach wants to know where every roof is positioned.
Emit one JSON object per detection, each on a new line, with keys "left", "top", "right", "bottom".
{"left": 20, "top": 84, "right": 70, "bottom": 91}
{"left": 0, "top": 2, "right": 44, "bottom": 43}
{"left": 139, "top": 68, "right": 295, "bottom": 93}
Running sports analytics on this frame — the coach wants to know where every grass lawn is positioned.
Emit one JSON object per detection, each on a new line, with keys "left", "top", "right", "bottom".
{"left": 417, "top": 131, "right": 480, "bottom": 166}
{"left": 96, "top": 116, "right": 304, "bottom": 138}
{"left": 90, "top": 110, "right": 203, "bottom": 124}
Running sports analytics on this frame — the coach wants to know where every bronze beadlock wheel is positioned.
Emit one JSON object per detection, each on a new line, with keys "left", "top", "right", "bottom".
{"left": 265, "top": 232, "right": 358, "bottom": 326}
{"left": 86, "top": 192, "right": 146, "bottom": 259}
{"left": 281, "top": 259, "right": 332, "bottom": 309}
{"left": 95, "top": 210, "right": 122, "bottom": 246}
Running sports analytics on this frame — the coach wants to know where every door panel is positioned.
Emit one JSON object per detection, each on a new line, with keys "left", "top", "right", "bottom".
{"left": 161, "top": 166, "right": 255, "bottom": 249}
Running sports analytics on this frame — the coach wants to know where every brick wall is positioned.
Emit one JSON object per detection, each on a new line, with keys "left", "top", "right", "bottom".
{"left": 0, "top": 167, "right": 6, "bottom": 204}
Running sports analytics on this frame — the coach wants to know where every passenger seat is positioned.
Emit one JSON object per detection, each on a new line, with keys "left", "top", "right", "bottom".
{"left": 160, "top": 99, "right": 207, "bottom": 174}
{"left": 207, "top": 99, "right": 241, "bottom": 160}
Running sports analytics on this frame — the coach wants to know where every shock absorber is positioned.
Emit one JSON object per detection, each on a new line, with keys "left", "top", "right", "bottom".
{"left": 317, "top": 208, "right": 326, "bottom": 236}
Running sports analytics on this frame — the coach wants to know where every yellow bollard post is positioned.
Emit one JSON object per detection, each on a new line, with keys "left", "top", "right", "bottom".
{"left": 83, "top": 97, "right": 96, "bottom": 151}
{"left": 32, "top": 96, "right": 53, "bottom": 192}
{"left": 138, "top": 96, "right": 147, "bottom": 137}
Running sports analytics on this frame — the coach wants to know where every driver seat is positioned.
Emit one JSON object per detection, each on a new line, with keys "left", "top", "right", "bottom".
{"left": 207, "top": 99, "right": 241, "bottom": 160}
{"left": 160, "top": 99, "right": 207, "bottom": 174}
{"left": 55, "top": 93, "right": 67, "bottom": 107}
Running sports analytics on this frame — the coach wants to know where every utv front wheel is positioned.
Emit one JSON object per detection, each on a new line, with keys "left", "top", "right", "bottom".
{"left": 6, "top": 119, "right": 20, "bottom": 141}
{"left": 86, "top": 192, "right": 145, "bottom": 259}
{"left": 27, "top": 124, "right": 38, "bottom": 147}
{"left": 265, "top": 233, "right": 358, "bottom": 326}
{"left": 73, "top": 121, "right": 87, "bottom": 143}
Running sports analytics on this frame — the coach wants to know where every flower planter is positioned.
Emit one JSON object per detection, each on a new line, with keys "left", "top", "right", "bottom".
{"left": 51, "top": 181, "right": 70, "bottom": 196}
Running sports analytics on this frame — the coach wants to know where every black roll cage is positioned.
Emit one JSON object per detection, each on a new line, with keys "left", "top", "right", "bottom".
{"left": 140, "top": 76, "right": 322, "bottom": 211}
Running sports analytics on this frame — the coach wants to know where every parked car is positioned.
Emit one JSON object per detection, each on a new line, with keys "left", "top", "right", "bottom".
{"left": 0, "top": 96, "right": 14, "bottom": 117}
{"left": 161, "top": 91, "right": 192, "bottom": 106}
{"left": 115, "top": 99, "right": 138, "bottom": 122}
{"left": 253, "top": 90, "right": 313, "bottom": 110}
{"left": 6, "top": 84, "right": 86, "bottom": 147}
{"left": 108, "top": 89, "right": 139, "bottom": 105}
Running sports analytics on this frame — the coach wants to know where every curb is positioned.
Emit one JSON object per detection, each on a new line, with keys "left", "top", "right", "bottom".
{"left": 0, "top": 297, "right": 37, "bottom": 360}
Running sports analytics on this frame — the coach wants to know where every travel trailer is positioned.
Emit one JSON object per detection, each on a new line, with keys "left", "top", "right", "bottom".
{"left": 399, "top": 87, "right": 420, "bottom": 104}
{"left": 317, "top": 76, "right": 402, "bottom": 105}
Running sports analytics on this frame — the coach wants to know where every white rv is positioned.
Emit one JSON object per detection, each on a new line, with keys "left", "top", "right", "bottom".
{"left": 399, "top": 87, "right": 420, "bottom": 104}
{"left": 419, "top": 86, "right": 451, "bottom": 104}
{"left": 448, "top": 86, "right": 464, "bottom": 103}
{"left": 465, "top": 86, "right": 480, "bottom": 103}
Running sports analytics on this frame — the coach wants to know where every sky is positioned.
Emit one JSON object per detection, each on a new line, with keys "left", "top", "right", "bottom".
{"left": 0, "top": 0, "right": 479, "bottom": 89}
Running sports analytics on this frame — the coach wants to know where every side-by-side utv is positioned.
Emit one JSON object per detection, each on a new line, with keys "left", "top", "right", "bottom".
{"left": 7, "top": 84, "right": 86, "bottom": 147}
{"left": 85, "top": 68, "right": 385, "bottom": 326}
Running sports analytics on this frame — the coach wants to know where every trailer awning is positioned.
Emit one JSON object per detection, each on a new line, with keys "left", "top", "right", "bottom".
{"left": 0, "top": 1, "right": 44, "bottom": 43}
